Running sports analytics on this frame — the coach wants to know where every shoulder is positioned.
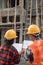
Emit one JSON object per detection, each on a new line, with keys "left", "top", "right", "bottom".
{"left": 29, "top": 40, "right": 43, "bottom": 48}
{"left": 37, "top": 40, "right": 43, "bottom": 46}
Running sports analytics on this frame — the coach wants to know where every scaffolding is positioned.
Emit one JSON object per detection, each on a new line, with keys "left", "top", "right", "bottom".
{"left": 0, "top": 0, "right": 43, "bottom": 44}
{"left": 26, "top": 0, "right": 32, "bottom": 27}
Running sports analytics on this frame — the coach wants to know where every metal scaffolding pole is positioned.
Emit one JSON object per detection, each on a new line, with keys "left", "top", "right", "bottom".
{"left": 36, "top": 0, "right": 39, "bottom": 26}
{"left": 30, "top": 0, "right": 32, "bottom": 25}
{"left": 41, "top": 0, "right": 43, "bottom": 38}
{"left": 14, "top": 0, "right": 17, "bottom": 30}
{"left": 7, "top": 0, "right": 9, "bottom": 23}
{"left": 14, "top": 0, "right": 17, "bottom": 43}
{"left": 24, "top": 0, "right": 32, "bottom": 40}
{"left": 19, "top": 0, "right": 23, "bottom": 43}
{"left": 41, "top": 0, "right": 42, "bottom": 24}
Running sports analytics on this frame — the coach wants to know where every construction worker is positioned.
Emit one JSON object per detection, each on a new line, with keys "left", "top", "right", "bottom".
{"left": 24, "top": 24, "right": 43, "bottom": 65}
{"left": 0, "top": 29, "right": 23, "bottom": 65}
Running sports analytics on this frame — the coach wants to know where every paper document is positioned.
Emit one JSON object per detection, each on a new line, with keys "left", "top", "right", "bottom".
{"left": 23, "top": 40, "right": 33, "bottom": 49}
{"left": 12, "top": 40, "right": 33, "bottom": 52}
{"left": 12, "top": 43, "right": 22, "bottom": 52}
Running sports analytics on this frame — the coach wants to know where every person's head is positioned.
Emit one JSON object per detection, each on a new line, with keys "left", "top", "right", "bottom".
{"left": 4, "top": 29, "right": 18, "bottom": 47}
{"left": 26, "top": 24, "right": 40, "bottom": 41}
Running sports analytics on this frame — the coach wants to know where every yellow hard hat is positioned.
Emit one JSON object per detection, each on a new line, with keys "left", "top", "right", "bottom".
{"left": 4, "top": 29, "right": 18, "bottom": 40}
{"left": 26, "top": 24, "right": 40, "bottom": 34}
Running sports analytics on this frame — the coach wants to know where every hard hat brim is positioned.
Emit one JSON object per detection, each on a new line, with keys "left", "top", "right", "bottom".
{"left": 4, "top": 35, "right": 18, "bottom": 39}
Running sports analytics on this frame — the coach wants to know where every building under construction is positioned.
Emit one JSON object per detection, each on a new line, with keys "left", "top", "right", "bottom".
{"left": 0, "top": 0, "right": 43, "bottom": 45}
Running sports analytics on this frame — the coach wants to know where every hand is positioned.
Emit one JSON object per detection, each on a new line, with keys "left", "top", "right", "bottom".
{"left": 19, "top": 49, "right": 25, "bottom": 54}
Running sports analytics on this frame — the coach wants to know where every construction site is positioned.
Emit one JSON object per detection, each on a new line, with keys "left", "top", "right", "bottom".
{"left": 0, "top": 0, "right": 43, "bottom": 45}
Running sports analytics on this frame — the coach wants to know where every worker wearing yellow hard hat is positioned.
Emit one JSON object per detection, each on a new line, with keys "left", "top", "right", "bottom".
{"left": 26, "top": 24, "right": 40, "bottom": 41}
{"left": 0, "top": 29, "right": 23, "bottom": 65}
{"left": 24, "top": 24, "right": 43, "bottom": 65}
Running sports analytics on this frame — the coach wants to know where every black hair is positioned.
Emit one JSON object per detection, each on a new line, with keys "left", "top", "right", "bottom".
{"left": 4, "top": 38, "right": 14, "bottom": 48}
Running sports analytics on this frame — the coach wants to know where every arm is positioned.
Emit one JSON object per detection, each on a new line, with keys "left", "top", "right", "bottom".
{"left": 13, "top": 49, "right": 21, "bottom": 64}
{"left": 24, "top": 47, "right": 34, "bottom": 63}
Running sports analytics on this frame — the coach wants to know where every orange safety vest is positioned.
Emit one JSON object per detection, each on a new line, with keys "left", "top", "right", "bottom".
{"left": 28, "top": 40, "right": 43, "bottom": 65}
